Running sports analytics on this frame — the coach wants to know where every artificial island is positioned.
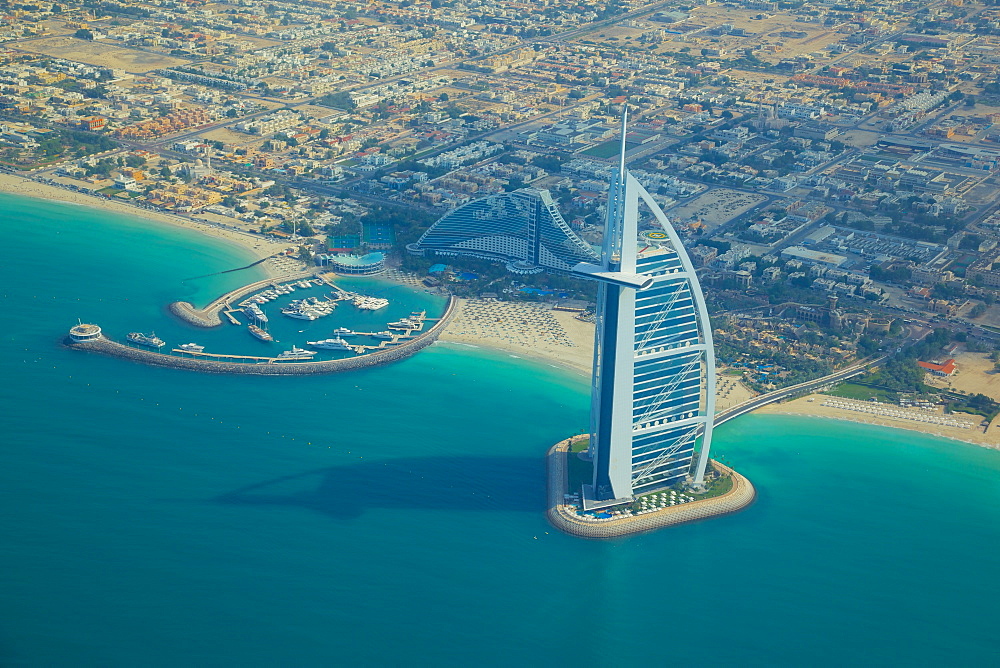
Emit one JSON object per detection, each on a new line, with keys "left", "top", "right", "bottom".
{"left": 546, "top": 114, "right": 755, "bottom": 538}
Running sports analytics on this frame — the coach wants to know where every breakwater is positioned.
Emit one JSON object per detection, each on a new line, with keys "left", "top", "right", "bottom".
{"left": 546, "top": 435, "right": 755, "bottom": 539}
{"left": 169, "top": 272, "right": 312, "bottom": 328}
{"left": 70, "top": 296, "right": 458, "bottom": 375}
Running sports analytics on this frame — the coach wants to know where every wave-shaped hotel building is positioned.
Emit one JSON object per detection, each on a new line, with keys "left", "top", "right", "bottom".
{"left": 407, "top": 188, "right": 599, "bottom": 274}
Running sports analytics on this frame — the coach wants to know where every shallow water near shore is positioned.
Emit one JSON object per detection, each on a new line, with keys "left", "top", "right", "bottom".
{"left": 2, "top": 193, "right": 1000, "bottom": 666}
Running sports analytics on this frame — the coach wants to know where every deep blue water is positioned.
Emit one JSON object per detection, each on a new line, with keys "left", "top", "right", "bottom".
{"left": 1, "top": 193, "right": 999, "bottom": 666}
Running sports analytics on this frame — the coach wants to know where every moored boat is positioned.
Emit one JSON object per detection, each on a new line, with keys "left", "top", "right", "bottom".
{"left": 243, "top": 303, "right": 268, "bottom": 323}
{"left": 275, "top": 346, "right": 317, "bottom": 360}
{"left": 248, "top": 324, "right": 274, "bottom": 342}
{"left": 353, "top": 296, "right": 389, "bottom": 311}
{"left": 306, "top": 337, "right": 354, "bottom": 351}
{"left": 127, "top": 331, "right": 165, "bottom": 348}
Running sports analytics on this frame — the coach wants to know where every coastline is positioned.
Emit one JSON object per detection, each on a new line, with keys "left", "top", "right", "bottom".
{"left": 429, "top": 299, "right": 1000, "bottom": 450}
{"left": 9, "top": 173, "right": 993, "bottom": 452}
{"left": 755, "top": 393, "right": 1000, "bottom": 450}
{"left": 0, "top": 173, "right": 290, "bottom": 276}
{"left": 436, "top": 297, "right": 594, "bottom": 374}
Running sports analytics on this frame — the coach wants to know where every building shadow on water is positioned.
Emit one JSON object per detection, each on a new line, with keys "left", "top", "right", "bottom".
{"left": 213, "top": 456, "right": 546, "bottom": 520}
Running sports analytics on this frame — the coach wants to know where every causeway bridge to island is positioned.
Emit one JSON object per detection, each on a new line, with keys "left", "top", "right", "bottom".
{"left": 716, "top": 322, "right": 929, "bottom": 424}
{"left": 714, "top": 353, "right": 890, "bottom": 426}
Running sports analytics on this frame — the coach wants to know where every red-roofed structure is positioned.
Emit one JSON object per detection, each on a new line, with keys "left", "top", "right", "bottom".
{"left": 918, "top": 359, "right": 957, "bottom": 376}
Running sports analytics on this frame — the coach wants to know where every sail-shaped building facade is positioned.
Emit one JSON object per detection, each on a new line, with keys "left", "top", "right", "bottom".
{"left": 407, "top": 188, "right": 598, "bottom": 273}
{"left": 572, "top": 114, "right": 717, "bottom": 508}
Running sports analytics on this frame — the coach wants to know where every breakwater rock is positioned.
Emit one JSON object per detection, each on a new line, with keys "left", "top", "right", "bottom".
{"left": 546, "top": 436, "right": 755, "bottom": 539}
{"left": 169, "top": 273, "right": 311, "bottom": 328}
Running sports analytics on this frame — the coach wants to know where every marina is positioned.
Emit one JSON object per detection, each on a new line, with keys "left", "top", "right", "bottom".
{"left": 67, "top": 298, "right": 457, "bottom": 375}
{"left": 169, "top": 272, "right": 434, "bottom": 356}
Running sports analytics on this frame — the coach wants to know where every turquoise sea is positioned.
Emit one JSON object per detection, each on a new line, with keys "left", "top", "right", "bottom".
{"left": 1, "top": 192, "right": 1000, "bottom": 666}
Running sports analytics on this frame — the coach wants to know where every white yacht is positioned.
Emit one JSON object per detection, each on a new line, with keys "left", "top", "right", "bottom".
{"left": 178, "top": 343, "right": 205, "bottom": 352}
{"left": 275, "top": 346, "right": 317, "bottom": 360}
{"left": 286, "top": 310, "right": 319, "bottom": 321}
{"left": 307, "top": 338, "right": 354, "bottom": 351}
{"left": 243, "top": 303, "right": 268, "bottom": 323}
{"left": 333, "top": 327, "right": 355, "bottom": 336}
{"left": 354, "top": 296, "right": 389, "bottom": 311}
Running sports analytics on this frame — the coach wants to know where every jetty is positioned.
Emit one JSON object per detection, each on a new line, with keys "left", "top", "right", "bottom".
{"left": 545, "top": 435, "right": 755, "bottom": 539}
{"left": 169, "top": 272, "right": 315, "bottom": 328}
{"left": 68, "top": 297, "right": 458, "bottom": 376}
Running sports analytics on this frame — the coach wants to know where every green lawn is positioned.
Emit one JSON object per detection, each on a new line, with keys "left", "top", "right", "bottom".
{"left": 825, "top": 382, "right": 897, "bottom": 403}
{"left": 566, "top": 437, "right": 591, "bottom": 493}
{"left": 580, "top": 141, "right": 621, "bottom": 158}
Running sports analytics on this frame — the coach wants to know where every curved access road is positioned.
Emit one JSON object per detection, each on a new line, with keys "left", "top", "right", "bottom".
{"left": 715, "top": 355, "right": 888, "bottom": 426}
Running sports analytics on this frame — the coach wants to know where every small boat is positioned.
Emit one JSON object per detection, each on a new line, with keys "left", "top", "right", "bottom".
{"left": 248, "top": 324, "right": 273, "bottom": 342}
{"left": 178, "top": 343, "right": 205, "bottom": 352}
{"left": 333, "top": 327, "right": 355, "bottom": 336}
{"left": 371, "top": 331, "right": 395, "bottom": 340}
{"left": 127, "top": 331, "right": 165, "bottom": 348}
{"left": 307, "top": 337, "right": 354, "bottom": 351}
{"left": 387, "top": 319, "right": 418, "bottom": 330}
{"left": 275, "top": 346, "right": 317, "bottom": 360}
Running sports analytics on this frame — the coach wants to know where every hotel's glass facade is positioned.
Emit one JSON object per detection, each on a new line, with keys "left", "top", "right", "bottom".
{"left": 409, "top": 188, "right": 598, "bottom": 271}
{"left": 578, "top": 172, "right": 716, "bottom": 504}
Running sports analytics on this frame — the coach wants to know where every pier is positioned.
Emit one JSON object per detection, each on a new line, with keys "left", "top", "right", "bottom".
{"left": 69, "top": 297, "right": 458, "bottom": 375}
{"left": 168, "top": 272, "right": 316, "bottom": 328}
{"left": 545, "top": 435, "right": 755, "bottom": 539}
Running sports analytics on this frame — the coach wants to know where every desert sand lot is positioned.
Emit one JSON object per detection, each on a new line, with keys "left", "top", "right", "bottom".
{"left": 19, "top": 37, "right": 189, "bottom": 72}
{"left": 924, "top": 352, "right": 1000, "bottom": 402}
{"left": 644, "top": 6, "right": 846, "bottom": 63}
{"left": 665, "top": 188, "right": 767, "bottom": 231}
{"left": 837, "top": 130, "right": 882, "bottom": 148}
{"left": 294, "top": 104, "right": 347, "bottom": 119}
{"left": 199, "top": 126, "right": 270, "bottom": 147}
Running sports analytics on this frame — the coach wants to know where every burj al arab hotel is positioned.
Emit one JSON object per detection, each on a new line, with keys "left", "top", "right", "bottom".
{"left": 572, "top": 110, "right": 717, "bottom": 509}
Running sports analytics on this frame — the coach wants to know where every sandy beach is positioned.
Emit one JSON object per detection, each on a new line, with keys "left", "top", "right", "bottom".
{"left": 10, "top": 170, "right": 995, "bottom": 452}
{"left": 437, "top": 298, "right": 596, "bottom": 373}
{"left": 755, "top": 393, "right": 1000, "bottom": 449}
{"left": 434, "top": 297, "right": 763, "bottom": 414}
{"left": 0, "top": 173, "right": 294, "bottom": 277}
{"left": 433, "top": 295, "right": 999, "bottom": 449}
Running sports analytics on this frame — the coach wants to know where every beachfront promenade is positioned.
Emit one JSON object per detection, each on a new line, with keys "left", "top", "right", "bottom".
{"left": 69, "top": 296, "right": 458, "bottom": 375}
{"left": 546, "top": 436, "right": 756, "bottom": 539}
